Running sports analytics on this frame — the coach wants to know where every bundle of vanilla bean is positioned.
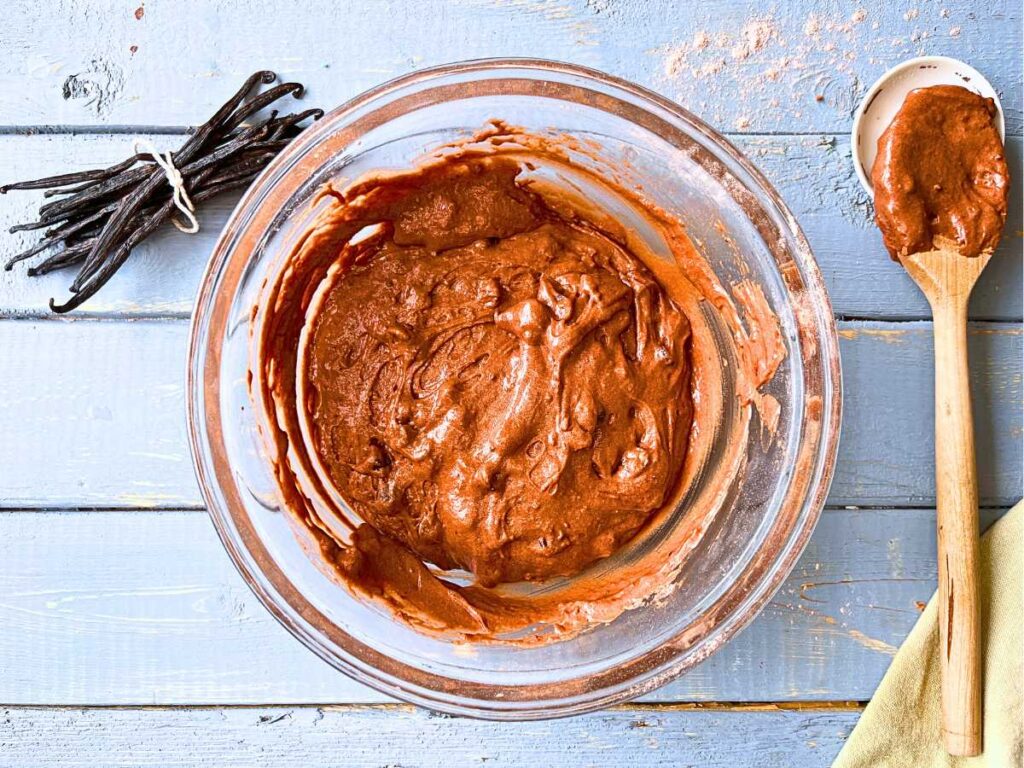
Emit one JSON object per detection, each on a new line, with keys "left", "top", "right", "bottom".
{"left": 1, "top": 71, "right": 322, "bottom": 312}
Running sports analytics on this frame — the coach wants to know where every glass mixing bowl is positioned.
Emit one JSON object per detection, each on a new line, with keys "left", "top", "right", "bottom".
{"left": 187, "top": 59, "right": 841, "bottom": 719}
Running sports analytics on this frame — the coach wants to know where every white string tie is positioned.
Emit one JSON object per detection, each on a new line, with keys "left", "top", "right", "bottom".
{"left": 133, "top": 139, "right": 199, "bottom": 234}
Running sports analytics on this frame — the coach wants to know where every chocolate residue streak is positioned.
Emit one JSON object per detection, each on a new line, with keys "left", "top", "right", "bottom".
{"left": 254, "top": 123, "right": 786, "bottom": 643}
{"left": 872, "top": 85, "right": 1009, "bottom": 260}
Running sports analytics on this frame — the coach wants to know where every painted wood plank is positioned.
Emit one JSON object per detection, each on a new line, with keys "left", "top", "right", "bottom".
{"left": 1, "top": 0, "right": 1020, "bottom": 136}
{"left": 834, "top": 323, "right": 1022, "bottom": 506}
{"left": 0, "top": 320, "right": 193, "bottom": 509}
{"left": 0, "top": 705, "right": 859, "bottom": 768}
{"left": 0, "top": 133, "right": 1020, "bottom": 320}
{"left": 1, "top": 320, "right": 1019, "bottom": 509}
{"left": 0, "top": 508, "right": 1005, "bottom": 705}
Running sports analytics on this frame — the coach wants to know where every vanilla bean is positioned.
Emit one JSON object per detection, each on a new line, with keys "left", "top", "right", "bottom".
{"left": 204, "top": 150, "right": 281, "bottom": 183}
{"left": 178, "top": 70, "right": 277, "bottom": 158}
{"left": 5, "top": 226, "right": 82, "bottom": 269}
{"left": 1, "top": 71, "right": 320, "bottom": 312}
{"left": 11, "top": 143, "right": 270, "bottom": 275}
{"left": 42, "top": 155, "right": 154, "bottom": 197}
{"left": 266, "top": 108, "right": 325, "bottom": 140}
{"left": 69, "top": 121, "right": 281, "bottom": 290}
{"left": 72, "top": 82, "right": 295, "bottom": 291}
{"left": 16, "top": 160, "right": 269, "bottom": 283}
{"left": 38, "top": 164, "right": 152, "bottom": 222}
{"left": 228, "top": 82, "right": 305, "bottom": 128}
{"left": 43, "top": 205, "right": 114, "bottom": 240}
{"left": 39, "top": 72, "right": 278, "bottom": 225}
{"left": 175, "top": 114, "right": 281, "bottom": 178}
{"left": 58, "top": 189, "right": 189, "bottom": 310}
{"left": 44, "top": 181, "right": 105, "bottom": 198}
{"left": 9, "top": 218, "right": 57, "bottom": 234}
{"left": 194, "top": 174, "right": 262, "bottom": 201}
{"left": 27, "top": 242, "right": 94, "bottom": 276}
{"left": 71, "top": 96, "right": 287, "bottom": 290}
{"left": 1, "top": 166, "right": 120, "bottom": 193}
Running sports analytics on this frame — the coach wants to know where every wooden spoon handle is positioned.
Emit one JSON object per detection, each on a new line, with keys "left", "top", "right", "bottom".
{"left": 932, "top": 298, "right": 982, "bottom": 756}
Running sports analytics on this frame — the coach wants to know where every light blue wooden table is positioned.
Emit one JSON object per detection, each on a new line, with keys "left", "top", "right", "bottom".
{"left": 0, "top": 1, "right": 1020, "bottom": 765}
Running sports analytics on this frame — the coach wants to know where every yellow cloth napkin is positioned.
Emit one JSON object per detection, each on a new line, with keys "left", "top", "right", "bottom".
{"left": 833, "top": 501, "right": 1022, "bottom": 767}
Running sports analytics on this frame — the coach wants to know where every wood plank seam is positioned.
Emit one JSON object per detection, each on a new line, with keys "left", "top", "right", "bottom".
{"left": 2, "top": 127, "right": 1017, "bottom": 138}
{"left": 0, "top": 702, "right": 872, "bottom": 716}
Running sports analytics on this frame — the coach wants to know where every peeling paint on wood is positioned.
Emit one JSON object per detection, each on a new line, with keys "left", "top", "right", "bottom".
{"left": 844, "top": 629, "right": 898, "bottom": 655}
{"left": 0, "top": 0, "right": 1019, "bottom": 134}
{"left": 837, "top": 327, "right": 910, "bottom": 341}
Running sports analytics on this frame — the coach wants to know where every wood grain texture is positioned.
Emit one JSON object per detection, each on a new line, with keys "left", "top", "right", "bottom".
{"left": 1, "top": 320, "right": 1019, "bottom": 509}
{"left": 0, "top": 705, "right": 860, "bottom": 767}
{"left": 0, "top": 0, "right": 1019, "bottom": 136}
{"left": 1, "top": 134, "right": 1020, "bottom": 320}
{"left": 0, "top": 508, "right": 1006, "bottom": 705}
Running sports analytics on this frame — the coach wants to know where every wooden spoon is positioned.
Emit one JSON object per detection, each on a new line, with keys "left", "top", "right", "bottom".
{"left": 901, "top": 245, "right": 990, "bottom": 756}
{"left": 853, "top": 59, "right": 1007, "bottom": 757}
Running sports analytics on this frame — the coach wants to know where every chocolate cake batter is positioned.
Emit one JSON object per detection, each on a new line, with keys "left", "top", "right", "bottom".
{"left": 255, "top": 124, "right": 786, "bottom": 641}
{"left": 872, "top": 85, "right": 1009, "bottom": 260}
{"left": 305, "top": 159, "right": 692, "bottom": 587}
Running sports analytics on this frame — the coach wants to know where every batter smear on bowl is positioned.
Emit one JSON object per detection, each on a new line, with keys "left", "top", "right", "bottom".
{"left": 256, "top": 123, "right": 785, "bottom": 641}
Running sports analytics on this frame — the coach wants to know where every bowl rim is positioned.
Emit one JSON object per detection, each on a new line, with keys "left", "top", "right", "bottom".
{"left": 186, "top": 57, "right": 843, "bottom": 719}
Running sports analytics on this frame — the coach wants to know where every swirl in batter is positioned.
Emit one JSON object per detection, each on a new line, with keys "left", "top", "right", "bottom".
{"left": 304, "top": 159, "right": 692, "bottom": 588}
